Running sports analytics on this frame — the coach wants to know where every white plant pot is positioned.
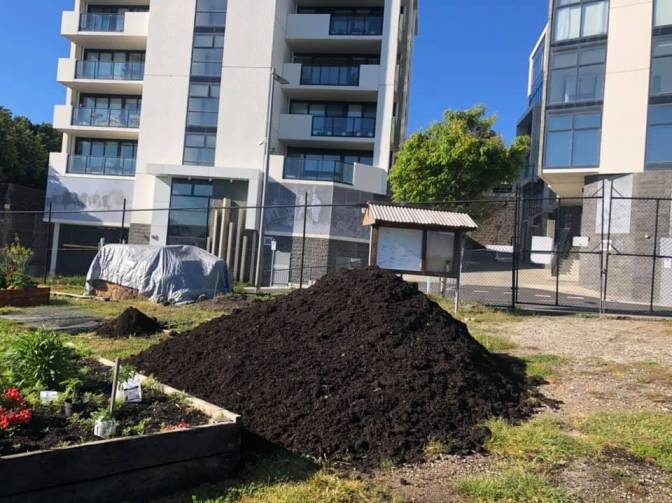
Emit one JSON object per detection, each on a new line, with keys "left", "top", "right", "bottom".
{"left": 94, "top": 418, "right": 117, "bottom": 439}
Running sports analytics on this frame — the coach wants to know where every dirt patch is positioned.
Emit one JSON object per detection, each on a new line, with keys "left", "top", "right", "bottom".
{"left": 130, "top": 267, "right": 538, "bottom": 467}
{"left": 96, "top": 307, "right": 163, "bottom": 338}
{"left": 200, "top": 294, "right": 262, "bottom": 314}
{"left": 0, "top": 360, "right": 208, "bottom": 457}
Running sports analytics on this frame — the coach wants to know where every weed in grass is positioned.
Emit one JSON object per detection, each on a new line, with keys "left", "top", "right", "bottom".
{"left": 485, "top": 418, "right": 594, "bottom": 469}
{"left": 475, "top": 333, "right": 519, "bottom": 352}
{"left": 575, "top": 411, "right": 672, "bottom": 471}
{"left": 453, "top": 465, "right": 570, "bottom": 503}
{"left": 423, "top": 440, "right": 446, "bottom": 458}
{"left": 524, "top": 355, "right": 565, "bottom": 379}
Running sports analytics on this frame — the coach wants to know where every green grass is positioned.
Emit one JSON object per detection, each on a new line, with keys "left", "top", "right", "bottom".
{"left": 524, "top": 355, "right": 565, "bottom": 379}
{"left": 486, "top": 418, "right": 592, "bottom": 469}
{"left": 159, "top": 450, "right": 396, "bottom": 503}
{"left": 576, "top": 412, "right": 672, "bottom": 471}
{"left": 63, "top": 332, "right": 168, "bottom": 361}
{"left": 453, "top": 466, "right": 569, "bottom": 503}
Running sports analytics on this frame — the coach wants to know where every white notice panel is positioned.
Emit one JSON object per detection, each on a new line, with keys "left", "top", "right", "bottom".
{"left": 377, "top": 227, "right": 423, "bottom": 272}
{"left": 531, "top": 236, "right": 554, "bottom": 265}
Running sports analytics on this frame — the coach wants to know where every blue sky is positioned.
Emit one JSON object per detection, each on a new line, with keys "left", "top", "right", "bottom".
{"left": 0, "top": 0, "right": 547, "bottom": 142}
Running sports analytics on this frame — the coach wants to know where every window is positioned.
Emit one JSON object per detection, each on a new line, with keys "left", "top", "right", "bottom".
{"left": 187, "top": 83, "right": 220, "bottom": 127}
{"left": 530, "top": 39, "right": 546, "bottom": 105}
{"left": 656, "top": 0, "right": 672, "bottom": 26}
{"left": 652, "top": 36, "right": 672, "bottom": 96}
{"left": 554, "top": 0, "right": 608, "bottom": 42}
{"left": 74, "top": 95, "right": 142, "bottom": 128}
{"left": 167, "top": 179, "right": 214, "bottom": 249}
{"left": 549, "top": 45, "right": 606, "bottom": 104}
{"left": 69, "top": 139, "right": 137, "bottom": 176}
{"left": 646, "top": 105, "right": 672, "bottom": 165}
{"left": 545, "top": 111, "right": 602, "bottom": 167}
{"left": 191, "top": 34, "right": 224, "bottom": 78}
{"left": 184, "top": 133, "right": 217, "bottom": 166}
{"left": 195, "top": 0, "right": 227, "bottom": 28}
{"left": 284, "top": 148, "right": 373, "bottom": 184}
{"left": 290, "top": 101, "right": 377, "bottom": 138}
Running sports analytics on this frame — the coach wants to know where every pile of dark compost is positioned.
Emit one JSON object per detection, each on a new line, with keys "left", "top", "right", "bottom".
{"left": 96, "top": 307, "right": 163, "bottom": 338}
{"left": 130, "top": 267, "right": 535, "bottom": 466}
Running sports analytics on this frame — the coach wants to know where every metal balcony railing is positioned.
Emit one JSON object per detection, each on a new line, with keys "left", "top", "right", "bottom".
{"left": 329, "top": 15, "right": 383, "bottom": 36}
{"left": 72, "top": 108, "right": 141, "bottom": 128}
{"left": 300, "top": 65, "right": 360, "bottom": 86}
{"left": 79, "top": 13, "right": 125, "bottom": 32}
{"left": 67, "top": 155, "right": 136, "bottom": 177}
{"left": 283, "top": 158, "right": 353, "bottom": 185}
{"left": 75, "top": 60, "right": 145, "bottom": 81}
{"left": 311, "top": 116, "right": 375, "bottom": 138}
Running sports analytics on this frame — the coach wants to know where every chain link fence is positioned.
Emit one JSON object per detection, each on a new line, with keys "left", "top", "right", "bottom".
{"left": 2, "top": 186, "right": 672, "bottom": 316}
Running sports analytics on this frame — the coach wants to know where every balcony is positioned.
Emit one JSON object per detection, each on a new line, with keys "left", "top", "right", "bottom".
{"left": 61, "top": 10, "right": 149, "bottom": 50}
{"left": 279, "top": 114, "right": 376, "bottom": 149}
{"left": 53, "top": 105, "right": 140, "bottom": 140}
{"left": 67, "top": 155, "right": 136, "bottom": 177}
{"left": 283, "top": 157, "right": 354, "bottom": 185}
{"left": 282, "top": 63, "right": 379, "bottom": 99}
{"left": 57, "top": 58, "right": 144, "bottom": 93}
{"left": 286, "top": 13, "right": 383, "bottom": 52}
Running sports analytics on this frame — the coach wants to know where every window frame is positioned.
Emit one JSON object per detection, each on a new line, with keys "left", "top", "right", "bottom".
{"left": 544, "top": 110, "right": 603, "bottom": 168}
{"left": 553, "top": 0, "right": 609, "bottom": 43}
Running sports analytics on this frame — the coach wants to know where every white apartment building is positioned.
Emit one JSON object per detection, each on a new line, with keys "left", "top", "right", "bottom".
{"left": 46, "top": 0, "right": 418, "bottom": 282}
{"left": 530, "top": 0, "right": 672, "bottom": 199}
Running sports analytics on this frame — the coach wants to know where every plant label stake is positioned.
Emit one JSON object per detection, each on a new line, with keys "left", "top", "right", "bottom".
{"left": 109, "top": 358, "right": 120, "bottom": 417}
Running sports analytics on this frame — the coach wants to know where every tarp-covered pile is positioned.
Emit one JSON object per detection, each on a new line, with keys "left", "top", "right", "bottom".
{"left": 86, "top": 245, "right": 232, "bottom": 304}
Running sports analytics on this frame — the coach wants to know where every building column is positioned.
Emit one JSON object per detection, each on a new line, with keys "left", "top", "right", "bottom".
{"left": 49, "top": 223, "right": 61, "bottom": 277}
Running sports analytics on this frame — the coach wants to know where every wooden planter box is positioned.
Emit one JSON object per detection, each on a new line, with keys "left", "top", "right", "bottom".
{"left": 0, "top": 287, "right": 50, "bottom": 308}
{"left": 0, "top": 366, "right": 242, "bottom": 503}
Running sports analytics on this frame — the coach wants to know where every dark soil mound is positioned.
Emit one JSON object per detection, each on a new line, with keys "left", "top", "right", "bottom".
{"left": 97, "top": 307, "right": 163, "bottom": 338}
{"left": 130, "top": 268, "right": 534, "bottom": 466}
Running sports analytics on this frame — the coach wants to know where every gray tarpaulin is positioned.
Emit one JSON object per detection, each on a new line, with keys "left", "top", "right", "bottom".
{"left": 85, "top": 244, "right": 232, "bottom": 304}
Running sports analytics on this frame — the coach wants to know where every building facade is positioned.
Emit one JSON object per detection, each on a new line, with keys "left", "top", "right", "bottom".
{"left": 46, "top": 0, "right": 418, "bottom": 283}
{"left": 525, "top": 0, "right": 672, "bottom": 301}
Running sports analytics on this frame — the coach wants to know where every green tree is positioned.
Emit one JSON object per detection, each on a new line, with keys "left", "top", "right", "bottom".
{"left": 0, "top": 106, "right": 61, "bottom": 189}
{"left": 389, "top": 106, "right": 530, "bottom": 202}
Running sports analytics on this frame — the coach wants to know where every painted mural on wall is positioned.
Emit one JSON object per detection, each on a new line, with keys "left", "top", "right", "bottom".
{"left": 331, "top": 186, "right": 371, "bottom": 241}
{"left": 44, "top": 169, "right": 134, "bottom": 226}
{"left": 265, "top": 183, "right": 333, "bottom": 236}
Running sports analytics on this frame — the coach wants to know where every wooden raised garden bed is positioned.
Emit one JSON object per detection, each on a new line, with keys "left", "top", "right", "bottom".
{"left": 0, "top": 287, "right": 50, "bottom": 308}
{"left": 0, "top": 361, "right": 241, "bottom": 503}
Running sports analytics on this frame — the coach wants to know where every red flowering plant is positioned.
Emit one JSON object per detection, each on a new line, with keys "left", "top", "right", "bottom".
{"left": 0, "top": 387, "right": 32, "bottom": 433}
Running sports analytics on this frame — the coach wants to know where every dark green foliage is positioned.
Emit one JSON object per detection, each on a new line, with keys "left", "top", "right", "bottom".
{"left": 389, "top": 106, "right": 530, "bottom": 202}
{"left": 3, "top": 329, "right": 77, "bottom": 390}
{"left": 0, "top": 107, "right": 62, "bottom": 190}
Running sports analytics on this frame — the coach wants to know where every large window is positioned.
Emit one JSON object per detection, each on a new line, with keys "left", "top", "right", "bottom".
{"left": 651, "top": 36, "right": 672, "bottom": 96}
{"left": 290, "top": 101, "right": 377, "bottom": 137}
{"left": 549, "top": 45, "right": 606, "bottom": 104}
{"left": 656, "top": 0, "right": 672, "bottom": 26}
{"left": 284, "top": 148, "right": 373, "bottom": 184}
{"left": 77, "top": 50, "right": 145, "bottom": 80}
{"left": 530, "top": 39, "right": 546, "bottom": 106}
{"left": 545, "top": 111, "right": 602, "bottom": 167}
{"left": 295, "top": 54, "right": 380, "bottom": 86}
{"left": 184, "top": 133, "right": 217, "bottom": 166}
{"left": 191, "top": 34, "right": 224, "bottom": 78}
{"left": 167, "top": 179, "right": 213, "bottom": 249}
{"left": 187, "top": 82, "right": 220, "bottom": 128}
{"left": 69, "top": 138, "right": 137, "bottom": 176}
{"left": 74, "top": 95, "right": 141, "bottom": 128}
{"left": 646, "top": 105, "right": 672, "bottom": 166}
{"left": 297, "top": 6, "right": 383, "bottom": 36}
{"left": 195, "top": 0, "right": 227, "bottom": 28}
{"left": 554, "top": 0, "right": 609, "bottom": 42}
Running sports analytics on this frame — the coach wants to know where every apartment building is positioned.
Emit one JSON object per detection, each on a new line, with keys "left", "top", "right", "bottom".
{"left": 46, "top": 0, "right": 418, "bottom": 282}
{"left": 524, "top": 0, "right": 672, "bottom": 300}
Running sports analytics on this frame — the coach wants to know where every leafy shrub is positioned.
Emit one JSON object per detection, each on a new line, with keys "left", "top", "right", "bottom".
{"left": 3, "top": 329, "right": 77, "bottom": 390}
{"left": 0, "top": 237, "right": 37, "bottom": 289}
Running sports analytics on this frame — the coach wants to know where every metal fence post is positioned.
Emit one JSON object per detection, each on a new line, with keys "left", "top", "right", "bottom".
{"left": 43, "top": 202, "right": 53, "bottom": 283}
{"left": 511, "top": 187, "right": 519, "bottom": 310}
{"left": 599, "top": 180, "right": 606, "bottom": 315}
{"left": 299, "top": 193, "right": 308, "bottom": 289}
{"left": 554, "top": 200, "right": 561, "bottom": 306}
{"left": 602, "top": 181, "right": 615, "bottom": 307}
{"left": 119, "top": 198, "right": 127, "bottom": 244}
{"left": 649, "top": 199, "right": 661, "bottom": 312}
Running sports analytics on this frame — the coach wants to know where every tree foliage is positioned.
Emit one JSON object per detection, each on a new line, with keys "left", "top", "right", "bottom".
{"left": 0, "top": 107, "right": 61, "bottom": 189}
{"left": 389, "top": 106, "right": 530, "bottom": 203}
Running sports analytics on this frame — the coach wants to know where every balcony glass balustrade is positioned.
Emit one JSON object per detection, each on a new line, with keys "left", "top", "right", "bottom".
{"left": 283, "top": 158, "right": 353, "bottom": 184}
{"left": 67, "top": 155, "right": 136, "bottom": 176}
{"left": 75, "top": 60, "right": 145, "bottom": 80}
{"left": 311, "top": 116, "right": 375, "bottom": 138}
{"left": 300, "top": 65, "right": 360, "bottom": 86}
{"left": 72, "top": 107, "right": 141, "bottom": 128}
{"left": 79, "top": 13, "right": 125, "bottom": 32}
{"left": 330, "top": 15, "right": 383, "bottom": 36}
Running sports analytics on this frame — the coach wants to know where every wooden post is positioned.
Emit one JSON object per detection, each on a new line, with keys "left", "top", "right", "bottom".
{"left": 109, "top": 359, "right": 120, "bottom": 418}
{"left": 226, "top": 222, "right": 236, "bottom": 268}
{"left": 240, "top": 235, "right": 248, "bottom": 283}
{"left": 233, "top": 209, "right": 245, "bottom": 280}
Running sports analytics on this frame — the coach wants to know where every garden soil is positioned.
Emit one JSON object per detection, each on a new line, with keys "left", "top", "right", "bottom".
{"left": 130, "top": 268, "right": 535, "bottom": 466}
{"left": 96, "top": 307, "right": 163, "bottom": 338}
